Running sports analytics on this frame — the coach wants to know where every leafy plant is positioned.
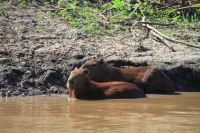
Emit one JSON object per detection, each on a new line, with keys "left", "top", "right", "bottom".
{"left": 18, "top": 0, "right": 27, "bottom": 7}
{"left": 0, "top": 7, "right": 6, "bottom": 16}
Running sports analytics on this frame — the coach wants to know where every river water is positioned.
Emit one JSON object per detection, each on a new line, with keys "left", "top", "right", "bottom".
{"left": 0, "top": 92, "right": 200, "bottom": 133}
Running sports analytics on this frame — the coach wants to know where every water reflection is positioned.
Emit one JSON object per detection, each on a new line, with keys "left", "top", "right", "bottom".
{"left": 0, "top": 93, "right": 200, "bottom": 133}
{"left": 66, "top": 97, "right": 200, "bottom": 132}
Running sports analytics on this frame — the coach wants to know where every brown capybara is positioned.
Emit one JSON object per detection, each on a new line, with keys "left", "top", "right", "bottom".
{"left": 67, "top": 68, "right": 146, "bottom": 100}
{"left": 81, "top": 59, "right": 175, "bottom": 94}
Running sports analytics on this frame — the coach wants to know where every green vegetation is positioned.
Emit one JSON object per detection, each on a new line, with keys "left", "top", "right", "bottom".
{"left": 50, "top": 0, "right": 200, "bottom": 34}
{"left": 19, "top": 24, "right": 28, "bottom": 33}
{"left": 3, "top": 0, "right": 200, "bottom": 34}
{"left": 0, "top": 7, "right": 6, "bottom": 16}
{"left": 34, "top": 11, "right": 54, "bottom": 33}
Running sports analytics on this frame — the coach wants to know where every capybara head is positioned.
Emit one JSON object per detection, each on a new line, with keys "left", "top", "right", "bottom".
{"left": 81, "top": 59, "right": 108, "bottom": 81}
{"left": 67, "top": 68, "right": 89, "bottom": 98}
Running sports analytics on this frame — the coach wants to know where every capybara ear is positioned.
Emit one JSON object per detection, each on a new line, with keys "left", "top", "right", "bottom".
{"left": 99, "top": 59, "right": 104, "bottom": 64}
{"left": 83, "top": 69, "right": 89, "bottom": 75}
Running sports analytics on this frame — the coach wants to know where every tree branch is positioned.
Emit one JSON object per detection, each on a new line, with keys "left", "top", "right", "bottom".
{"left": 131, "top": 17, "right": 200, "bottom": 49}
{"left": 175, "top": 5, "right": 199, "bottom": 11}
{"left": 144, "top": 24, "right": 200, "bottom": 49}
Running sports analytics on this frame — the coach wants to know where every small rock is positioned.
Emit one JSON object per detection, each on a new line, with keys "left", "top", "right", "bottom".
{"left": 21, "top": 36, "right": 27, "bottom": 41}
{"left": 20, "top": 79, "right": 35, "bottom": 88}
{"left": 23, "top": 70, "right": 34, "bottom": 79}
{"left": 16, "top": 52, "right": 25, "bottom": 58}
{"left": 73, "top": 54, "right": 85, "bottom": 59}
{"left": 44, "top": 70, "right": 63, "bottom": 86}
{"left": 35, "top": 78, "right": 45, "bottom": 86}
{"left": 50, "top": 86, "right": 58, "bottom": 93}
{"left": 0, "top": 58, "right": 12, "bottom": 64}
{"left": 20, "top": 61, "right": 30, "bottom": 67}
{"left": 12, "top": 90, "right": 21, "bottom": 96}
{"left": 28, "top": 87, "right": 33, "bottom": 91}
{"left": 21, "top": 93, "right": 25, "bottom": 97}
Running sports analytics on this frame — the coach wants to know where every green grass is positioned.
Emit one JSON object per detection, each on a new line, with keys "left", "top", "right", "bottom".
{"left": 33, "top": 11, "right": 55, "bottom": 33}
{"left": 11, "top": 0, "right": 200, "bottom": 34}
{"left": 53, "top": 0, "right": 200, "bottom": 34}
{"left": 0, "top": 7, "right": 6, "bottom": 16}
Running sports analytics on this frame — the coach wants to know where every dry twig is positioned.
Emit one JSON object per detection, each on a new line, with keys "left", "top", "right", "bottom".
{"left": 99, "top": 13, "right": 109, "bottom": 21}
{"left": 175, "top": 5, "right": 199, "bottom": 11}
{"left": 144, "top": 24, "right": 200, "bottom": 49}
{"left": 151, "top": 31, "right": 176, "bottom": 52}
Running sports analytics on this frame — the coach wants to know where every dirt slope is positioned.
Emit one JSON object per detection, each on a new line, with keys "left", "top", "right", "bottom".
{"left": 0, "top": 2, "right": 200, "bottom": 97}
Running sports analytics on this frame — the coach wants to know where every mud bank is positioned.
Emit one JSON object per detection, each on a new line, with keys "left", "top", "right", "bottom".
{"left": 0, "top": 3, "right": 199, "bottom": 97}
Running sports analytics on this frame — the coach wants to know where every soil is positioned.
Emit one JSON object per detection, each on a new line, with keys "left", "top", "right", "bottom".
{"left": 0, "top": 2, "right": 200, "bottom": 97}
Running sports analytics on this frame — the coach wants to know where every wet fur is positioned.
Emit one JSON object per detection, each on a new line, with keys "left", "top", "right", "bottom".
{"left": 67, "top": 68, "right": 146, "bottom": 100}
{"left": 81, "top": 59, "right": 175, "bottom": 94}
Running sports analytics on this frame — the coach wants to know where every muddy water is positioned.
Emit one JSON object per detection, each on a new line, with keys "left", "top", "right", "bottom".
{"left": 0, "top": 93, "right": 200, "bottom": 133}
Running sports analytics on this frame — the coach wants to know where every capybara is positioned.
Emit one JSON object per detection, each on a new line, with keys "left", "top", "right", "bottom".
{"left": 81, "top": 59, "right": 175, "bottom": 94}
{"left": 67, "top": 68, "right": 146, "bottom": 100}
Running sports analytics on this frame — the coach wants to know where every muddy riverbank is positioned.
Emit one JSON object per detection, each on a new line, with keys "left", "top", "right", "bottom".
{"left": 0, "top": 2, "right": 200, "bottom": 97}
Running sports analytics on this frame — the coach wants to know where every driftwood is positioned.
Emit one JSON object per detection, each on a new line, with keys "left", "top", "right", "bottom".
{"left": 144, "top": 24, "right": 200, "bottom": 49}
{"left": 131, "top": 17, "right": 200, "bottom": 50}
{"left": 151, "top": 31, "right": 176, "bottom": 52}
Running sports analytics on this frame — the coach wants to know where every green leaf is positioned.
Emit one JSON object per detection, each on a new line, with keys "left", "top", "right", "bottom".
{"left": 172, "top": 16, "right": 180, "bottom": 22}
{"left": 193, "top": 3, "right": 200, "bottom": 7}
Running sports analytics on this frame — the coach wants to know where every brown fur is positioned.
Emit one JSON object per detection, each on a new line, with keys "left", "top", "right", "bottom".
{"left": 67, "top": 68, "right": 146, "bottom": 100}
{"left": 81, "top": 59, "right": 175, "bottom": 94}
